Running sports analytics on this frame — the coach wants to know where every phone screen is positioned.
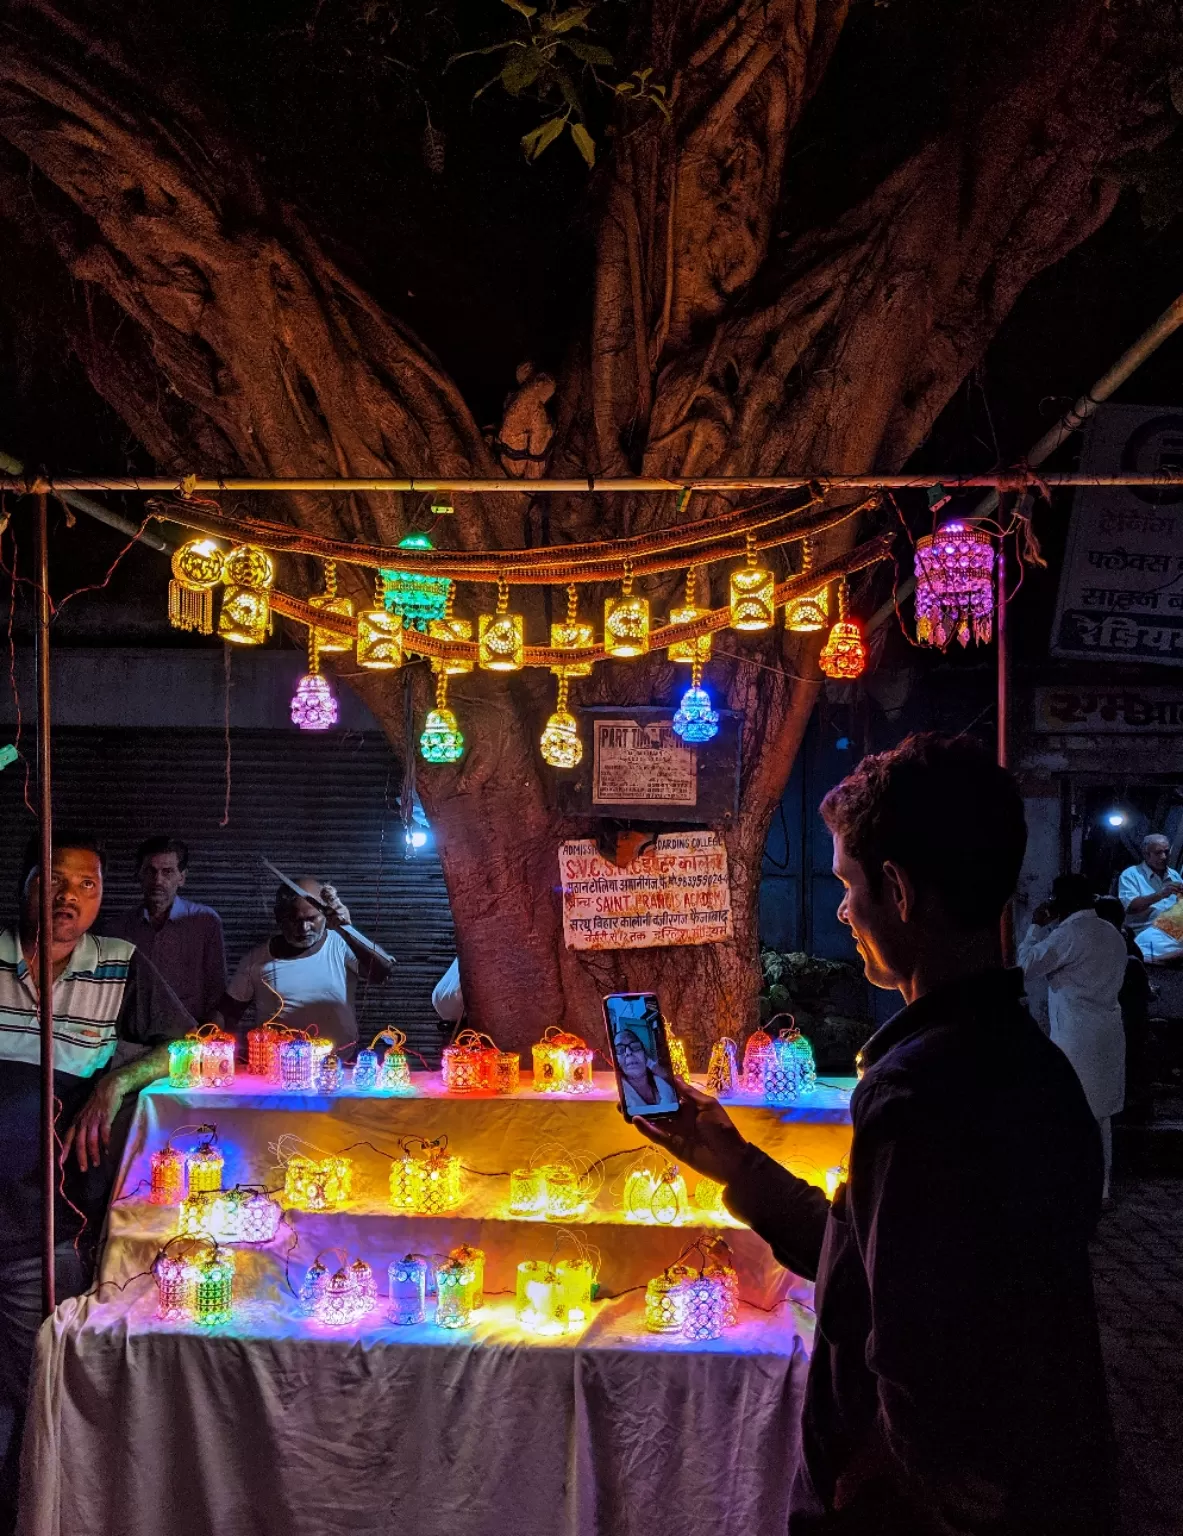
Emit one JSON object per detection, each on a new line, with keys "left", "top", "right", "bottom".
{"left": 603, "top": 993, "right": 681, "bottom": 1122}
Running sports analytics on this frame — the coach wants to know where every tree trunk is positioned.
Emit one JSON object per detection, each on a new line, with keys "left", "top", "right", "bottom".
{"left": 0, "top": 0, "right": 1166, "bottom": 1057}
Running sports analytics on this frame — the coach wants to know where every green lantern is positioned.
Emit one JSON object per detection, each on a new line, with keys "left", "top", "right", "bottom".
{"left": 420, "top": 674, "right": 466, "bottom": 764}
{"left": 380, "top": 533, "right": 451, "bottom": 632}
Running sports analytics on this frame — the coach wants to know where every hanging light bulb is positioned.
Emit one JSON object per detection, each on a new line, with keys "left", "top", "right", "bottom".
{"left": 729, "top": 534, "right": 776, "bottom": 631}
{"left": 478, "top": 578, "right": 524, "bottom": 671}
{"left": 540, "top": 674, "right": 583, "bottom": 769}
{"left": 785, "top": 538, "right": 829, "bottom": 632}
{"left": 604, "top": 560, "right": 649, "bottom": 658}
{"left": 550, "top": 584, "right": 595, "bottom": 676}
{"left": 168, "top": 538, "right": 224, "bottom": 634}
{"left": 913, "top": 520, "right": 995, "bottom": 647}
{"left": 218, "top": 545, "right": 274, "bottom": 645}
{"left": 356, "top": 571, "right": 404, "bottom": 670}
{"left": 672, "top": 658, "right": 719, "bottom": 744}
{"left": 668, "top": 567, "right": 712, "bottom": 663}
{"left": 430, "top": 493, "right": 454, "bottom": 516}
{"left": 819, "top": 580, "right": 867, "bottom": 680}
{"left": 429, "top": 584, "right": 474, "bottom": 675}
{"left": 291, "top": 634, "right": 339, "bottom": 731}
{"left": 381, "top": 533, "right": 451, "bottom": 631}
{"left": 309, "top": 560, "right": 353, "bottom": 653}
{"left": 420, "top": 672, "right": 465, "bottom": 764}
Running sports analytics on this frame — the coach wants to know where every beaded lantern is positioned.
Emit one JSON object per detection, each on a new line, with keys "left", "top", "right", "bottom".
{"left": 540, "top": 1162, "right": 589, "bottom": 1221}
{"left": 153, "top": 1250, "right": 198, "bottom": 1323}
{"left": 436, "top": 1251, "right": 483, "bottom": 1328}
{"left": 681, "top": 1273, "right": 728, "bottom": 1342}
{"left": 550, "top": 585, "right": 595, "bottom": 677}
{"left": 420, "top": 672, "right": 466, "bottom": 765}
{"left": 315, "top": 1053, "right": 344, "bottom": 1092}
{"left": 667, "top": 1033, "right": 689, "bottom": 1080}
{"left": 168, "top": 1037, "right": 203, "bottom": 1090}
{"left": 667, "top": 568, "right": 713, "bottom": 664}
{"left": 441, "top": 1029, "right": 488, "bottom": 1093}
{"left": 761, "top": 1026, "right": 806, "bottom": 1105}
{"left": 819, "top": 581, "right": 866, "bottom": 681}
{"left": 199, "top": 1030, "right": 236, "bottom": 1089}
{"left": 429, "top": 585, "right": 474, "bottom": 675}
{"left": 604, "top": 564, "right": 649, "bottom": 659}
{"left": 672, "top": 660, "right": 719, "bottom": 745}
{"left": 515, "top": 1259, "right": 564, "bottom": 1335}
{"left": 279, "top": 1036, "right": 316, "bottom": 1091}
{"left": 177, "top": 1191, "right": 227, "bottom": 1241}
{"left": 357, "top": 572, "right": 405, "bottom": 671}
{"left": 509, "top": 1166, "right": 547, "bottom": 1215}
{"left": 914, "top": 520, "right": 995, "bottom": 648}
{"left": 729, "top": 535, "right": 775, "bottom": 631}
{"left": 389, "top": 1140, "right": 462, "bottom": 1214}
{"left": 283, "top": 1154, "right": 353, "bottom": 1212}
{"left": 741, "top": 1029, "right": 774, "bottom": 1094}
{"left": 374, "top": 1031, "right": 414, "bottom": 1093}
{"left": 247, "top": 1024, "right": 285, "bottom": 1082}
{"left": 316, "top": 1266, "right": 367, "bottom": 1327}
{"left": 531, "top": 1028, "right": 595, "bottom": 1093}
{"left": 352, "top": 1049, "right": 378, "bottom": 1091}
{"left": 308, "top": 561, "right": 353, "bottom": 654}
{"left": 291, "top": 636, "right": 339, "bottom": 732}
{"left": 623, "top": 1162, "right": 689, "bottom": 1225}
{"left": 238, "top": 1188, "right": 283, "bottom": 1244}
{"left": 644, "top": 1264, "right": 693, "bottom": 1334}
{"left": 381, "top": 533, "right": 451, "bottom": 632}
{"left": 478, "top": 580, "right": 524, "bottom": 672}
{"left": 351, "top": 1258, "right": 379, "bottom": 1313}
{"left": 218, "top": 544, "right": 274, "bottom": 646}
{"left": 298, "top": 1258, "right": 330, "bottom": 1315}
{"left": 705, "top": 1037, "right": 738, "bottom": 1097}
{"left": 193, "top": 1247, "right": 235, "bottom": 1326}
{"left": 540, "top": 674, "right": 583, "bottom": 770}
{"left": 705, "top": 1240, "right": 741, "bottom": 1327}
{"left": 150, "top": 1143, "right": 188, "bottom": 1205}
{"left": 785, "top": 538, "right": 829, "bottom": 632}
{"left": 693, "top": 1178, "right": 727, "bottom": 1218}
{"left": 186, "top": 1137, "right": 224, "bottom": 1196}
{"left": 168, "top": 538, "right": 224, "bottom": 635}
{"left": 389, "top": 1254, "right": 430, "bottom": 1325}
{"left": 485, "top": 1048, "right": 520, "bottom": 1096}
{"left": 449, "top": 1245, "right": 485, "bottom": 1309}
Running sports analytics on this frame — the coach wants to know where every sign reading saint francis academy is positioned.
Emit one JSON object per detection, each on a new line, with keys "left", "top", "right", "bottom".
{"left": 559, "top": 831, "right": 733, "bottom": 951}
{"left": 1052, "top": 404, "right": 1183, "bottom": 666}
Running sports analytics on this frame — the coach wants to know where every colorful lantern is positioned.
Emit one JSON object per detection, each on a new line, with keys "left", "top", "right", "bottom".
{"left": 351, "top": 1259, "right": 379, "bottom": 1314}
{"left": 436, "top": 1251, "right": 482, "bottom": 1328}
{"left": 785, "top": 538, "right": 829, "bottom": 632}
{"left": 308, "top": 560, "right": 353, "bottom": 654}
{"left": 550, "top": 584, "right": 595, "bottom": 676}
{"left": 540, "top": 674, "right": 583, "bottom": 770}
{"left": 694, "top": 1178, "right": 727, "bottom": 1217}
{"left": 239, "top": 1189, "right": 283, "bottom": 1244}
{"left": 672, "top": 658, "right": 719, "bottom": 744}
{"left": 667, "top": 567, "right": 713, "bottom": 663}
{"left": 152, "top": 1250, "right": 197, "bottom": 1323}
{"left": 168, "top": 538, "right": 224, "bottom": 635}
{"left": 478, "top": 579, "right": 524, "bottom": 671}
{"left": 352, "top": 1048, "right": 378, "bottom": 1090}
{"left": 150, "top": 1143, "right": 187, "bottom": 1205}
{"left": 516, "top": 1259, "right": 564, "bottom": 1335}
{"left": 704, "top": 1240, "right": 740, "bottom": 1327}
{"left": 290, "top": 636, "right": 338, "bottom": 732}
{"left": 193, "top": 1247, "right": 235, "bottom": 1326}
{"left": 389, "top": 1140, "right": 462, "bottom": 1214}
{"left": 247, "top": 1024, "right": 285, "bottom": 1082}
{"left": 667, "top": 1033, "right": 689, "bottom": 1079}
{"left": 604, "top": 564, "right": 649, "bottom": 658}
{"left": 382, "top": 533, "right": 450, "bottom": 631}
{"left": 644, "top": 1265, "right": 693, "bottom": 1334}
{"left": 389, "top": 1255, "right": 429, "bottom": 1325}
{"left": 186, "top": 1137, "right": 223, "bottom": 1196}
{"left": 419, "top": 673, "right": 466, "bottom": 764}
{"left": 540, "top": 1162, "right": 589, "bottom": 1221}
{"left": 449, "top": 1245, "right": 484, "bottom": 1309}
{"left": 199, "top": 1031, "right": 236, "bottom": 1089}
{"left": 442, "top": 1029, "right": 514, "bottom": 1093}
{"left": 298, "top": 1257, "right": 330, "bottom": 1315}
{"left": 531, "top": 1028, "right": 595, "bottom": 1093}
{"left": 357, "top": 572, "right": 404, "bottom": 670}
{"left": 761, "top": 1026, "right": 806, "bottom": 1104}
{"left": 486, "top": 1049, "right": 520, "bottom": 1095}
{"left": 315, "top": 1053, "right": 344, "bottom": 1092}
{"left": 681, "top": 1273, "right": 728, "bottom": 1341}
{"left": 819, "top": 581, "right": 866, "bottom": 681}
{"left": 729, "top": 535, "right": 775, "bottom": 631}
{"left": 283, "top": 1154, "right": 353, "bottom": 1212}
{"left": 279, "top": 1036, "right": 316, "bottom": 1091}
{"left": 374, "top": 1031, "right": 414, "bottom": 1093}
{"left": 168, "top": 1037, "right": 203, "bottom": 1090}
{"left": 316, "top": 1266, "right": 365, "bottom": 1327}
{"left": 705, "top": 1038, "right": 738, "bottom": 1097}
{"left": 509, "top": 1167, "right": 547, "bottom": 1215}
{"left": 623, "top": 1161, "right": 689, "bottom": 1225}
{"left": 914, "top": 520, "right": 995, "bottom": 647}
{"left": 741, "top": 1029, "right": 774, "bottom": 1094}
{"left": 555, "top": 1258, "right": 594, "bottom": 1326}
{"left": 218, "top": 545, "right": 274, "bottom": 646}
{"left": 176, "top": 1191, "right": 225, "bottom": 1240}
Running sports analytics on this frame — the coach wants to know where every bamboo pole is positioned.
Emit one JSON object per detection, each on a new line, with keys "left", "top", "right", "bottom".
{"left": 35, "top": 494, "right": 56, "bottom": 1319}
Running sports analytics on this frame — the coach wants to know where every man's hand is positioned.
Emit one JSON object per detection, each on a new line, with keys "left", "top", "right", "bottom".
{"left": 635, "top": 1080, "right": 750, "bottom": 1186}
{"left": 60, "top": 1072, "right": 126, "bottom": 1173}
{"left": 320, "top": 884, "right": 351, "bottom": 930}
{"left": 1032, "top": 901, "right": 1056, "bottom": 927}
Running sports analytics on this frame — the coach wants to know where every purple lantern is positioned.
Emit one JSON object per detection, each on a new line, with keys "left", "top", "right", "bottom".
{"left": 914, "top": 521, "right": 995, "bottom": 648}
{"left": 291, "top": 671, "right": 338, "bottom": 731}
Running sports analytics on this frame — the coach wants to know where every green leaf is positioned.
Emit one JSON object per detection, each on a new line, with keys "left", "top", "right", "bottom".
{"left": 570, "top": 120, "right": 595, "bottom": 167}
{"left": 502, "top": 0, "right": 537, "bottom": 15}
{"left": 521, "top": 116, "right": 567, "bottom": 160}
{"left": 550, "top": 63, "right": 582, "bottom": 111}
{"left": 541, "top": 6, "right": 591, "bottom": 32}
{"left": 447, "top": 41, "right": 518, "bottom": 68}
{"left": 613, "top": 80, "right": 635, "bottom": 94}
{"left": 562, "top": 40, "right": 613, "bottom": 64}
{"left": 501, "top": 47, "right": 544, "bottom": 94}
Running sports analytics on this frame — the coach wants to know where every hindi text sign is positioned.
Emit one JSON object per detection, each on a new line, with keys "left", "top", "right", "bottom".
{"left": 560, "top": 831, "right": 733, "bottom": 951}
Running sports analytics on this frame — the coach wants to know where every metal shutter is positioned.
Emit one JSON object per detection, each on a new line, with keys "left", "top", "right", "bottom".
{"left": 0, "top": 728, "right": 455, "bottom": 1061}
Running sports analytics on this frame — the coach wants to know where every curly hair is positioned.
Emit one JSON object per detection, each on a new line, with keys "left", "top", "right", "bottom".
{"left": 819, "top": 734, "right": 1026, "bottom": 929}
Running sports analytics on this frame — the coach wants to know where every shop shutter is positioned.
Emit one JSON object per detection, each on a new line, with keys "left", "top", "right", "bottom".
{"left": 0, "top": 728, "right": 455, "bottom": 1060}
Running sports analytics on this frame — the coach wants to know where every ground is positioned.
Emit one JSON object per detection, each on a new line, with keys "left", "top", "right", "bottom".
{"left": 1093, "top": 1175, "right": 1183, "bottom": 1536}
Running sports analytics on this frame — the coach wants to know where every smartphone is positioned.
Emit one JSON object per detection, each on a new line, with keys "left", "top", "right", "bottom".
{"left": 603, "top": 992, "right": 682, "bottom": 1123}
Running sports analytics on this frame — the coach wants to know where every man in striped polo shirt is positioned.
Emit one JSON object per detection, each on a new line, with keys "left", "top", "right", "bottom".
{"left": 0, "top": 831, "right": 193, "bottom": 1532}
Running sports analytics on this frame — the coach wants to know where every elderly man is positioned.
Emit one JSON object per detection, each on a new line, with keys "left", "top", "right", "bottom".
{"left": 217, "top": 878, "right": 394, "bottom": 1050}
{"left": 0, "top": 832, "right": 193, "bottom": 1530}
{"left": 1118, "top": 833, "right": 1183, "bottom": 963}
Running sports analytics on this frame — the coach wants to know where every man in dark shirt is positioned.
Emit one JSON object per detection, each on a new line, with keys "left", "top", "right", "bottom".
{"left": 638, "top": 735, "right": 1114, "bottom": 1535}
{"left": 0, "top": 832, "right": 194, "bottom": 1532}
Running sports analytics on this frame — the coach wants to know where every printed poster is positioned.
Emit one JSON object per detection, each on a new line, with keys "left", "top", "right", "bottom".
{"left": 591, "top": 717, "right": 697, "bottom": 806}
{"left": 559, "top": 830, "right": 733, "bottom": 951}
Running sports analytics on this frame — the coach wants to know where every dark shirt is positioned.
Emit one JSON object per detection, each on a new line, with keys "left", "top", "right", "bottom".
{"left": 0, "top": 940, "right": 194, "bottom": 1262}
{"left": 106, "top": 896, "right": 227, "bottom": 1022}
{"left": 725, "top": 968, "right": 1114, "bottom": 1536}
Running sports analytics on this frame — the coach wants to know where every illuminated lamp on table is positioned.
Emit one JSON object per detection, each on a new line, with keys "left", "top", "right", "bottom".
{"left": 152, "top": 1248, "right": 198, "bottom": 1322}
{"left": 681, "top": 1272, "right": 729, "bottom": 1341}
{"left": 515, "top": 1256, "right": 593, "bottom": 1336}
{"left": 388, "top": 1255, "right": 430, "bottom": 1325}
{"left": 436, "top": 1250, "right": 483, "bottom": 1328}
{"left": 167, "top": 1037, "right": 203, "bottom": 1090}
{"left": 644, "top": 1264, "right": 694, "bottom": 1334}
{"left": 150, "top": 1141, "right": 188, "bottom": 1205}
{"left": 531, "top": 1028, "right": 595, "bottom": 1094}
{"left": 443, "top": 1029, "right": 517, "bottom": 1094}
{"left": 352, "top": 1030, "right": 413, "bottom": 1094}
{"left": 315, "top": 1053, "right": 344, "bottom": 1092}
{"left": 279, "top": 1035, "right": 316, "bottom": 1091}
{"left": 186, "top": 1133, "right": 224, "bottom": 1196}
{"left": 283, "top": 1153, "right": 353, "bottom": 1212}
{"left": 741, "top": 1029, "right": 774, "bottom": 1094}
{"left": 623, "top": 1161, "right": 689, "bottom": 1225}
{"left": 667, "top": 1033, "right": 690, "bottom": 1080}
{"left": 193, "top": 1246, "right": 235, "bottom": 1326}
{"left": 693, "top": 1177, "right": 727, "bottom": 1218}
{"left": 509, "top": 1167, "right": 547, "bottom": 1216}
{"left": 705, "top": 1037, "right": 738, "bottom": 1097}
{"left": 247, "top": 1024, "right": 287, "bottom": 1081}
{"left": 298, "top": 1257, "right": 329, "bottom": 1315}
{"left": 448, "top": 1245, "right": 485, "bottom": 1308}
{"left": 389, "top": 1138, "right": 462, "bottom": 1215}
{"left": 704, "top": 1239, "right": 740, "bottom": 1327}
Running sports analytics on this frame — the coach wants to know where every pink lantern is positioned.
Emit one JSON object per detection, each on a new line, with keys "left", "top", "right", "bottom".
{"left": 290, "top": 671, "right": 338, "bottom": 731}
{"left": 914, "top": 521, "right": 995, "bottom": 648}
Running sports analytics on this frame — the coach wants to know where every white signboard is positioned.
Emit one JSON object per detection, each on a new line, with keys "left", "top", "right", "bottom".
{"left": 1052, "top": 405, "right": 1183, "bottom": 665}
{"left": 591, "top": 717, "right": 698, "bottom": 806}
{"left": 559, "top": 831, "right": 732, "bottom": 951}
{"left": 1034, "top": 687, "right": 1183, "bottom": 734}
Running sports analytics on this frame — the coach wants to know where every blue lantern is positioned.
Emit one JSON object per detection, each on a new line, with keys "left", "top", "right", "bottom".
{"left": 672, "top": 666, "right": 720, "bottom": 745}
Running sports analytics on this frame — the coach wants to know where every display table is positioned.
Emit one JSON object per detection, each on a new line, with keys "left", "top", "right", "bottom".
{"left": 20, "top": 1073, "right": 853, "bottom": 1536}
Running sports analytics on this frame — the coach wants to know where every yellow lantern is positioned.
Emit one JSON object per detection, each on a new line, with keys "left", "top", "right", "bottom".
{"left": 478, "top": 579, "right": 524, "bottom": 671}
{"left": 389, "top": 1139, "right": 462, "bottom": 1214}
{"left": 704, "top": 1238, "right": 740, "bottom": 1326}
{"left": 531, "top": 1028, "right": 595, "bottom": 1093}
{"left": 623, "top": 1160, "right": 689, "bottom": 1224}
{"left": 219, "top": 544, "right": 274, "bottom": 645}
{"left": 705, "top": 1037, "right": 738, "bottom": 1096}
{"left": 644, "top": 1264, "right": 693, "bottom": 1333}
{"left": 550, "top": 584, "right": 595, "bottom": 676}
{"left": 516, "top": 1259, "right": 564, "bottom": 1335}
{"left": 541, "top": 1162, "right": 589, "bottom": 1221}
{"left": 667, "top": 1033, "right": 690, "bottom": 1079}
{"left": 509, "top": 1167, "right": 547, "bottom": 1215}
{"left": 186, "top": 1138, "right": 224, "bottom": 1196}
{"left": 429, "top": 586, "right": 475, "bottom": 675}
{"left": 283, "top": 1153, "right": 353, "bottom": 1212}
{"left": 309, "top": 560, "right": 354, "bottom": 653}
{"left": 540, "top": 675, "right": 583, "bottom": 770}
{"left": 694, "top": 1177, "right": 727, "bottom": 1217}
{"left": 729, "top": 535, "right": 776, "bottom": 631}
{"left": 785, "top": 537, "right": 830, "bottom": 632}
{"left": 555, "top": 1258, "right": 594, "bottom": 1326}
{"left": 357, "top": 573, "right": 404, "bottom": 670}
{"left": 168, "top": 538, "right": 224, "bottom": 634}
{"left": 667, "top": 567, "right": 712, "bottom": 663}
{"left": 604, "top": 563, "right": 649, "bottom": 658}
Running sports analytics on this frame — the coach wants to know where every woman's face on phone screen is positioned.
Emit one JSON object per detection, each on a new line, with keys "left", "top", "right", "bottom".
{"left": 615, "top": 1030, "right": 649, "bottom": 1080}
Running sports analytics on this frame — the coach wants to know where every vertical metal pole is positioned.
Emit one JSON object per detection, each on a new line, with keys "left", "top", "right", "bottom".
{"left": 997, "top": 534, "right": 1014, "bottom": 965}
{"left": 35, "top": 493, "right": 56, "bottom": 1318}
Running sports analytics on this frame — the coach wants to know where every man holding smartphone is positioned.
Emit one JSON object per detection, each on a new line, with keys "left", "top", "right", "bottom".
{"left": 635, "top": 735, "right": 1113, "bottom": 1536}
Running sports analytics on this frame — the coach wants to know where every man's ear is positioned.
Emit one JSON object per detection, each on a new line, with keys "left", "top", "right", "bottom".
{"left": 881, "top": 859, "right": 918, "bottom": 923}
{"left": 177, "top": 869, "right": 187, "bottom": 889}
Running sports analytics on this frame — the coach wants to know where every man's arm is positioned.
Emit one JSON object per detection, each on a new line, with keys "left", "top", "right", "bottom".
{"left": 1119, "top": 867, "right": 1181, "bottom": 918}
{"left": 61, "top": 1044, "right": 170, "bottom": 1173}
{"left": 319, "top": 884, "right": 395, "bottom": 983}
{"left": 1017, "top": 919, "right": 1068, "bottom": 980}
{"left": 432, "top": 959, "right": 465, "bottom": 1023}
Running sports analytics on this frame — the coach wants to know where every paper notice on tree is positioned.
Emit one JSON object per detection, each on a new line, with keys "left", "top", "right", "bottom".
{"left": 591, "top": 717, "right": 698, "bottom": 806}
{"left": 559, "top": 831, "right": 733, "bottom": 951}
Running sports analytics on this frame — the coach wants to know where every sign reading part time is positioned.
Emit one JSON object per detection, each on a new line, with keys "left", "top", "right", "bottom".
{"left": 559, "top": 831, "right": 733, "bottom": 951}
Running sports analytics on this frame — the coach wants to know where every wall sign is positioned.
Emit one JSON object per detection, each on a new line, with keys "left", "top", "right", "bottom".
{"left": 591, "top": 718, "right": 697, "bottom": 806}
{"left": 1033, "top": 687, "right": 1183, "bottom": 734}
{"left": 559, "top": 830, "right": 733, "bottom": 951}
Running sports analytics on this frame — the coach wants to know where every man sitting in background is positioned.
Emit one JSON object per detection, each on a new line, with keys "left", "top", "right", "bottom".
{"left": 216, "top": 878, "right": 394, "bottom": 1051}
{"left": 0, "top": 832, "right": 193, "bottom": 1530}
{"left": 1118, "top": 833, "right": 1183, "bottom": 963}
{"left": 107, "top": 836, "right": 226, "bottom": 1022}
